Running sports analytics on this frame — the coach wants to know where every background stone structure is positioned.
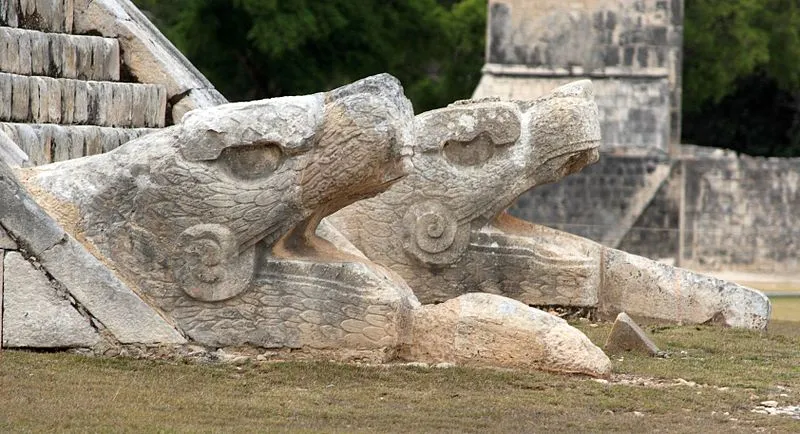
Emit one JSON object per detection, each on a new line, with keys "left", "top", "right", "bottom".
{"left": 475, "top": 0, "right": 800, "bottom": 274}
{"left": 510, "top": 147, "right": 800, "bottom": 273}
{"left": 474, "top": 0, "right": 683, "bottom": 152}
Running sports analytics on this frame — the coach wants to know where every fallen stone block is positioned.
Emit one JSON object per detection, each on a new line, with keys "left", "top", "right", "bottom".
{"left": 405, "top": 293, "right": 612, "bottom": 376}
{"left": 603, "top": 312, "right": 661, "bottom": 356}
{"left": 599, "top": 249, "right": 771, "bottom": 329}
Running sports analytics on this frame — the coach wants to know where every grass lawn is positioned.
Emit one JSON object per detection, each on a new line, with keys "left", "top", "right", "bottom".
{"left": 1, "top": 320, "right": 799, "bottom": 433}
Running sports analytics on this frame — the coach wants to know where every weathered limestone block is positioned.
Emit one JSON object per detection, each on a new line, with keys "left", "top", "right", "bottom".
{"left": 599, "top": 249, "right": 771, "bottom": 328}
{"left": 73, "top": 0, "right": 227, "bottom": 120}
{"left": 0, "top": 0, "right": 74, "bottom": 33}
{"left": 330, "top": 80, "right": 770, "bottom": 329}
{"left": 1, "top": 123, "right": 155, "bottom": 165}
{"left": 604, "top": 312, "right": 661, "bottom": 356}
{"left": 0, "top": 159, "right": 185, "bottom": 344}
{"left": 0, "top": 225, "right": 17, "bottom": 249}
{"left": 405, "top": 293, "right": 611, "bottom": 376}
{"left": 2, "top": 252, "right": 99, "bottom": 348}
{"left": 0, "top": 127, "right": 29, "bottom": 167}
{"left": 0, "top": 27, "right": 120, "bottom": 81}
{"left": 0, "top": 72, "right": 166, "bottom": 127}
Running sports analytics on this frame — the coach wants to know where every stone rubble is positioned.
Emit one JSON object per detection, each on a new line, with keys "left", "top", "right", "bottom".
{"left": 603, "top": 312, "right": 662, "bottom": 356}
{"left": 751, "top": 403, "right": 800, "bottom": 419}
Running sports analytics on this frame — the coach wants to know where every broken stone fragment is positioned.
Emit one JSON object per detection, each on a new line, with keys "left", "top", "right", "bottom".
{"left": 603, "top": 312, "right": 661, "bottom": 356}
{"left": 404, "top": 293, "right": 612, "bottom": 377}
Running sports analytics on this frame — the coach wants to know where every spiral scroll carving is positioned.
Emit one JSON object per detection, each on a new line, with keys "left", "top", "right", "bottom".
{"left": 402, "top": 200, "right": 469, "bottom": 266}
{"left": 171, "top": 224, "right": 255, "bottom": 301}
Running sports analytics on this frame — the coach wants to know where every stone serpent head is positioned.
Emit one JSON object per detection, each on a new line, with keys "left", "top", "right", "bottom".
{"left": 329, "top": 80, "right": 602, "bottom": 302}
{"left": 329, "top": 80, "right": 770, "bottom": 329}
{"left": 21, "top": 73, "right": 414, "bottom": 303}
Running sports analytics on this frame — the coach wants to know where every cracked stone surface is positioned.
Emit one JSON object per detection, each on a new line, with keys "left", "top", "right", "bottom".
{"left": 2, "top": 251, "right": 100, "bottom": 348}
{"left": 0, "top": 225, "right": 16, "bottom": 250}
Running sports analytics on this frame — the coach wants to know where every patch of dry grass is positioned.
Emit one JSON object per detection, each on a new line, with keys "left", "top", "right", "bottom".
{"left": 770, "top": 298, "right": 800, "bottom": 322}
{"left": 0, "top": 323, "right": 798, "bottom": 432}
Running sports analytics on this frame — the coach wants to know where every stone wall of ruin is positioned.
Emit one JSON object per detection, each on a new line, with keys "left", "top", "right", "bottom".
{"left": 511, "top": 150, "right": 800, "bottom": 273}
{"left": 475, "top": 0, "right": 683, "bottom": 152}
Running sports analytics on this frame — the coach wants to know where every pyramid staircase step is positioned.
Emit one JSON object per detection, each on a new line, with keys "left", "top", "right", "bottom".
{"left": 0, "top": 27, "right": 120, "bottom": 81}
{"left": 1, "top": 122, "right": 156, "bottom": 165}
{"left": 1, "top": 0, "right": 74, "bottom": 33}
{"left": 0, "top": 72, "right": 166, "bottom": 128}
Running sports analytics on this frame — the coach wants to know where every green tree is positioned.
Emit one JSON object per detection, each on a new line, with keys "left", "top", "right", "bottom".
{"left": 682, "top": 0, "right": 800, "bottom": 155}
{"left": 134, "top": 0, "right": 485, "bottom": 113}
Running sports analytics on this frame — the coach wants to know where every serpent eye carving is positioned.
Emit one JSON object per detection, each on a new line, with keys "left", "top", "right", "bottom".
{"left": 216, "top": 142, "right": 284, "bottom": 180}
{"left": 172, "top": 224, "right": 255, "bottom": 301}
{"left": 402, "top": 200, "right": 470, "bottom": 266}
{"left": 443, "top": 132, "right": 499, "bottom": 166}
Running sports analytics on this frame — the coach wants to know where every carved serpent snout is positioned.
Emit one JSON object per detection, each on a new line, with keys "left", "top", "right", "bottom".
{"left": 157, "top": 74, "right": 414, "bottom": 301}
{"left": 396, "top": 80, "right": 601, "bottom": 268}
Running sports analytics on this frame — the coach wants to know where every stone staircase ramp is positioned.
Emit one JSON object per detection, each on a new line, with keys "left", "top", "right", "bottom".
{"left": 0, "top": 72, "right": 166, "bottom": 127}
{"left": 1, "top": 0, "right": 170, "bottom": 166}
{"left": 604, "top": 161, "right": 674, "bottom": 248}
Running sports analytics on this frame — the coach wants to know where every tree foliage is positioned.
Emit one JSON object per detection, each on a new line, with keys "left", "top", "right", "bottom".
{"left": 134, "top": 0, "right": 485, "bottom": 112}
{"left": 682, "top": 0, "right": 800, "bottom": 155}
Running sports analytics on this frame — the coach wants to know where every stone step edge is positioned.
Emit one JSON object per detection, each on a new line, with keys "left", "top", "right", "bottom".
{"left": 0, "top": 159, "right": 186, "bottom": 344}
{"left": 1, "top": 122, "right": 158, "bottom": 166}
{"left": 0, "top": 26, "right": 121, "bottom": 81}
{"left": 0, "top": 71, "right": 167, "bottom": 128}
{"left": 0, "top": 0, "right": 75, "bottom": 33}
